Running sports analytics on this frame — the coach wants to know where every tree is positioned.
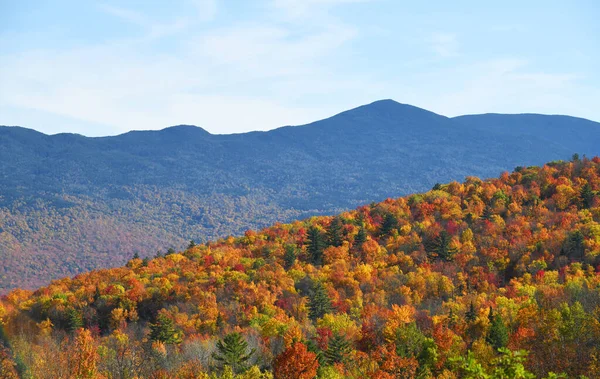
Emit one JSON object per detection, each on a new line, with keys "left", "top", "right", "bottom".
{"left": 283, "top": 245, "right": 297, "bottom": 270}
{"left": 580, "top": 183, "right": 594, "bottom": 209}
{"left": 563, "top": 230, "right": 585, "bottom": 260}
{"left": 274, "top": 342, "right": 319, "bottom": 379}
{"left": 188, "top": 240, "right": 197, "bottom": 249}
{"left": 149, "top": 313, "right": 182, "bottom": 345}
{"left": 486, "top": 308, "right": 509, "bottom": 350}
{"left": 307, "top": 226, "right": 326, "bottom": 265}
{"left": 426, "top": 231, "right": 457, "bottom": 262}
{"left": 327, "top": 217, "right": 344, "bottom": 247}
{"left": 308, "top": 282, "right": 332, "bottom": 322}
{"left": 380, "top": 213, "right": 398, "bottom": 236}
{"left": 466, "top": 302, "right": 477, "bottom": 323}
{"left": 66, "top": 308, "right": 84, "bottom": 332}
{"left": 212, "top": 332, "right": 255, "bottom": 374}
{"left": 70, "top": 328, "right": 99, "bottom": 379}
{"left": 324, "top": 334, "right": 352, "bottom": 365}
{"left": 354, "top": 226, "right": 367, "bottom": 247}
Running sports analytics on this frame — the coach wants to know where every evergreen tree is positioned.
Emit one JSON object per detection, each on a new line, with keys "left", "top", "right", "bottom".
{"left": 380, "top": 213, "right": 398, "bottom": 236}
{"left": 308, "top": 282, "right": 332, "bottom": 321}
{"left": 166, "top": 248, "right": 176, "bottom": 256}
{"left": 486, "top": 308, "right": 509, "bottom": 350}
{"left": 354, "top": 226, "right": 368, "bottom": 246}
{"left": 188, "top": 240, "right": 197, "bottom": 249}
{"left": 305, "top": 339, "right": 326, "bottom": 366}
{"left": 149, "top": 314, "right": 182, "bottom": 344}
{"left": 283, "top": 245, "right": 297, "bottom": 270}
{"left": 563, "top": 230, "right": 585, "bottom": 260}
{"left": 426, "top": 231, "right": 457, "bottom": 262}
{"left": 306, "top": 226, "right": 325, "bottom": 265}
{"left": 326, "top": 217, "right": 344, "bottom": 247}
{"left": 581, "top": 183, "right": 594, "bottom": 209}
{"left": 66, "top": 308, "right": 84, "bottom": 332}
{"left": 324, "top": 334, "right": 352, "bottom": 365}
{"left": 481, "top": 205, "right": 494, "bottom": 221}
{"left": 466, "top": 302, "right": 477, "bottom": 323}
{"left": 132, "top": 252, "right": 140, "bottom": 260}
{"left": 212, "top": 332, "right": 255, "bottom": 374}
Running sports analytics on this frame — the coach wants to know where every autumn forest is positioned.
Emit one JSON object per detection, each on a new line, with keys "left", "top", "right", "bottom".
{"left": 0, "top": 157, "right": 599, "bottom": 378}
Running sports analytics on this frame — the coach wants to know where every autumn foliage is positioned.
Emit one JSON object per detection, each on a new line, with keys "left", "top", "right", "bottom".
{"left": 1, "top": 157, "right": 600, "bottom": 378}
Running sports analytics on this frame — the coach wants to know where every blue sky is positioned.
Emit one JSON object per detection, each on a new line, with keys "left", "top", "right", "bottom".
{"left": 1, "top": 0, "right": 599, "bottom": 136}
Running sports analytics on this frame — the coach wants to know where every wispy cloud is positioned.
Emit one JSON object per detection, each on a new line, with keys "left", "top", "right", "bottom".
{"left": 0, "top": 1, "right": 367, "bottom": 134}
{"left": 429, "top": 32, "right": 459, "bottom": 58}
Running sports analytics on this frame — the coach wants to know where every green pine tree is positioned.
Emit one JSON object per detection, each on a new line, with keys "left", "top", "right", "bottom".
{"left": 66, "top": 308, "right": 83, "bottom": 332}
{"left": 149, "top": 314, "right": 183, "bottom": 344}
{"left": 380, "top": 213, "right": 398, "bottom": 236}
{"left": 581, "top": 183, "right": 594, "bottom": 209}
{"left": 486, "top": 308, "right": 509, "bottom": 350}
{"left": 354, "top": 226, "right": 368, "bottom": 247}
{"left": 563, "top": 230, "right": 585, "bottom": 260}
{"left": 426, "top": 231, "right": 457, "bottom": 262}
{"left": 327, "top": 217, "right": 344, "bottom": 247}
{"left": 307, "top": 226, "right": 325, "bottom": 265}
{"left": 466, "top": 302, "right": 477, "bottom": 323}
{"left": 324, "top": 334, "right": 352, "bottom": 365}
{"left": 481, "top": 205, "right": 494, "bottom": 221}
{"left": 308, "top": 282, "right": 332, "bottom": 321}
{"left": 283, "top": 244, "right": 297, "bottom": 270}
{"left": 212, "top": 332, "right": 255, "bottom": 374}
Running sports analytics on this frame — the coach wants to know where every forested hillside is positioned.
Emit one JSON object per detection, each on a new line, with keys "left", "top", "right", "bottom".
{"left": 1, "top": 100, "right": 600, "bottom": 292}
{"left": 1, "top": 157, "right": 599, "bottom": 378}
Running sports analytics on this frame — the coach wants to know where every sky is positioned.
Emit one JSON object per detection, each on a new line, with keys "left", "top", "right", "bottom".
{"left": 0, "top": 0, "right": 599, "bottom": 136}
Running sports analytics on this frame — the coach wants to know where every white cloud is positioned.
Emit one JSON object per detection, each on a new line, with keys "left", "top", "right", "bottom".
{"left": 0, "top": 1, "right": 367, "bottom": 135}
{"left": 429, "top": 32, "right": 459, "bottom": 57}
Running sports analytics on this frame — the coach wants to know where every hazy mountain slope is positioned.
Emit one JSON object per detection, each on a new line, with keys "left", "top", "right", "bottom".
{"left": 0, "top": 100, "right": 599, "bottom": 291}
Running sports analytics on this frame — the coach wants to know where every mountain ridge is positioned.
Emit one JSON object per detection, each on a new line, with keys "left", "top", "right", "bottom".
{"left": 1, "top": 100, "right": 600, "bottom": 292}
{"left": 5, "top": 99, "right": 598, "bottom": 138}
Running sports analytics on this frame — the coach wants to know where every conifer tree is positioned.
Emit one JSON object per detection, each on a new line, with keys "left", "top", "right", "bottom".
{"left": 324, "top": 334, "right": 352, "bottom": 365}
{"left": 149, "top": 314, "right": 182, "bottom": 345}
{"left": 212, "top": 332, "right": 255, "bottom": 374}
{"left": 306, "top": 226, "right": 325, "bottom": 265}
{"left": 486, "top": 308, "right": 509, "bottom": 350}
{"left": 380, "top": 213, "right": 398, "bottom": 236}
{"left": 581, "top": 183, "right": 594, "bottom": 209}
{"left": 426, "top": 231, "right": 457, "bottom": 262}
{"left": 354, "top": 226, "right": 367, "bottom": 246}
{"left": 466, "top": 302, "right": 477, "bottom": 323}
{"left": 308, "top": 282, "right": 332, "bottom": 321}
{"left": 283, "top": 245, "right": 297, "bottom": 270}
{"left": 66, "top": 308, "right": 84, "bottom": 332}
{"left": 326, "top": 217, "right": 344, "bottom": 247}
{"left": 563, "top": 230, "right": 585, "bottom": 260}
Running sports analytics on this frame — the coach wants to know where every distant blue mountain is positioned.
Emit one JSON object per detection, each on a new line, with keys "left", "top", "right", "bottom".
{"left": 0, "top": 99, "right": 598, "bottom": 291}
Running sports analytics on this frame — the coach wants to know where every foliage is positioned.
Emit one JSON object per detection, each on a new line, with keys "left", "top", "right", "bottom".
{"left": 0, "top": 158, "right": 599, "bottom": 377}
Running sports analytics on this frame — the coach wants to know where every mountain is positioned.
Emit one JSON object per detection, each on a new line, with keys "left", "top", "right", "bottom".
{"left": 1, "top": 99, "right": 600, "bottom": 292}
{"left": 1, "top": 159, "right": 599, "bottom": 378}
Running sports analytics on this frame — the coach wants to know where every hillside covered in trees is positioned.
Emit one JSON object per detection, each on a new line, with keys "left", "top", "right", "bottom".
{"left": 2, "top": 100, "right": 600, "bottom": 292}
{"left": 1, "top": 157, "right": 599, "bottom": 378}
